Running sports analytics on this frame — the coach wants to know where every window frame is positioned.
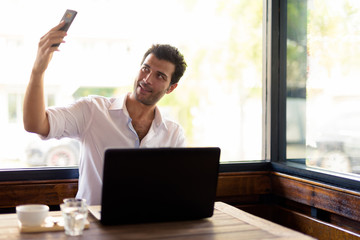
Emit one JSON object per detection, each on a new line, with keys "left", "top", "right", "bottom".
{"left": 0, "top": 167, "right": 79, "bottom": 181}
{"left": 271, "top": 0, "right": 360, "bottom": 193}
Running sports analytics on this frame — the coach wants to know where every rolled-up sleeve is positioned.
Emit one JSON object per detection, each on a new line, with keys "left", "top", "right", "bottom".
{"left": 42, "top": 98, "right": 92, "bottom": 140}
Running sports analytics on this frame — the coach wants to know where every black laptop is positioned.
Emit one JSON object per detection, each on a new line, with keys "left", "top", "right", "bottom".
{"left": 98, "top": 147, "right": 220, "bottom": 225}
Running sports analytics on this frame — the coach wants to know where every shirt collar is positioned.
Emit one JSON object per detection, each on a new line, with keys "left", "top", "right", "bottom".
{"left": 108, "top": 93, "right": 127, "bottom": 110}
{"left": 109, "top": 93, "right": 165, "bottom": 128}
{"left": 153, "top": 106, "right": 164, "bottom": 128}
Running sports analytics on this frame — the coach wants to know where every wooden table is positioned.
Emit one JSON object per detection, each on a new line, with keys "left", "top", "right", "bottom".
{"left": 0, "top": 202, "right": 315, "bottom": 240}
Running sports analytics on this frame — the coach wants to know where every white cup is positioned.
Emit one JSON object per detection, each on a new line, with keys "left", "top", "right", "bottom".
{"left": 60, "top": 198, "right": 88, "bottom": 236}
{"left": 16, "top": 204, "right": 49, "bottom": 227}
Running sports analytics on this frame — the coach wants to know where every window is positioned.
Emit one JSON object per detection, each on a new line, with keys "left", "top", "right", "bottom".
{"left": 287, "top": 0, "right": 360, "bottom": 176}
{"left": 0, "top": 0, "right": 264, "bottom": 169}
{"left": 8, "top": 93, "right": 18, "bottom": 123}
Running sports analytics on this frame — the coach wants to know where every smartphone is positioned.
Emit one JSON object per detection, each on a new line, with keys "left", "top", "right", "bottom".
{"left": 52, "top": 9, "right": 77, "bottom": 47}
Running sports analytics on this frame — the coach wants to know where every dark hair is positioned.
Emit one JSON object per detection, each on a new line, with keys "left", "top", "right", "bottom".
{"left": 141, "top": 44, "right": 187, "bottom": 85}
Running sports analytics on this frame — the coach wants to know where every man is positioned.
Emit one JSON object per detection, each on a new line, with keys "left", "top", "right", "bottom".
{"left": 23, "top": 21, "right": 187, "bottom": 205}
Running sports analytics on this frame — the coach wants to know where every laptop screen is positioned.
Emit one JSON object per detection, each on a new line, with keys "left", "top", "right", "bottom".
{"left": 100, "top": 147, "right": 220, "bottom": 225}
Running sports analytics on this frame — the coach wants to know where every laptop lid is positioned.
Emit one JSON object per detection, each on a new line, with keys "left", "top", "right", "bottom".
{"left": 100, "top": 147, "right": 220, "bottom": 225}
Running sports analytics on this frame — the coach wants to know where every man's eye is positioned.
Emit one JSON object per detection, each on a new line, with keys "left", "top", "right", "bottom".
{"left": 142, "top": 67, "right": 149, "bottom": 72}
{"left": 158, "top": 74, "right": 166, "bottom": 80}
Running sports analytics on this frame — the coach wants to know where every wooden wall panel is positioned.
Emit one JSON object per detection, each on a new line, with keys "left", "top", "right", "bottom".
{"left": 216, "top": 171, "right": 272, "bottom": 197}
{"left": 273, "top": 206, "right": 360, "bottom": 240}
{"left": 271, "top": 172, "right": 360, "bottom": 222}
{"left": 0, "top": 180, "right": 78, "bottom": 208}
{"left": 0, "top": 172, "right": 272, "bottom": 209}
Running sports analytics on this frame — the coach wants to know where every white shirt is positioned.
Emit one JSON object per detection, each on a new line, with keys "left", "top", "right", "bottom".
{"left": 44, "top": 94, "right": 186, "bottom": 205}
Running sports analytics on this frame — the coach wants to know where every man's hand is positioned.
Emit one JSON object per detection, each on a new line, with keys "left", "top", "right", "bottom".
{"left": 32, "top": 21, "right": 67, "bottom": 75}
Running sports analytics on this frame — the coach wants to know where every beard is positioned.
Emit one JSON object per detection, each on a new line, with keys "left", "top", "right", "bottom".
{"left": 133, "top": 79, "right": 168, "bottom": 106}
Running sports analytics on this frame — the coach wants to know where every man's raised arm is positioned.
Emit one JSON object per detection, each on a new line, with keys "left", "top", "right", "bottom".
{"left": 23, "top": 22, "right": 67, "bottom": 136}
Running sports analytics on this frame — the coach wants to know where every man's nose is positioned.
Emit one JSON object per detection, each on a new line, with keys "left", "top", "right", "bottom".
{"left": 143, "top": 72, "right": 153, "bottom": 84}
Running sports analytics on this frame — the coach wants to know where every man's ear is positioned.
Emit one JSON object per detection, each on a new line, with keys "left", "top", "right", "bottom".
{"left": 166, "top": 83, "right": 178, "bottom": 94}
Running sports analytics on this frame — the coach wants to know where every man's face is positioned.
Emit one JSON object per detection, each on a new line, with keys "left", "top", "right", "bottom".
{"left": 133, "top": 54, "right": 177, "bottom": 106}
